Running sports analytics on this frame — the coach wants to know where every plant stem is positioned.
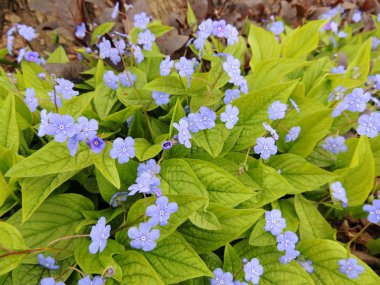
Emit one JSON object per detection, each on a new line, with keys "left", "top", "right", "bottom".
{"left": 47, "top": 234, "right": 89, "bottom": 247}
{"left": 346, "top": 223, "right": 371, "bottom": 251}
{"left": 111, "top": 214, "right": 145, "bottom": 234}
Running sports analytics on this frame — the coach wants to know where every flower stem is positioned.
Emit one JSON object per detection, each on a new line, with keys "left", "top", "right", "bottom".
{"left": 47, "top": 234, "right": 89, "bottom": 247}
{"left": 346, "top": 223, "right": 371, "bottom": 256}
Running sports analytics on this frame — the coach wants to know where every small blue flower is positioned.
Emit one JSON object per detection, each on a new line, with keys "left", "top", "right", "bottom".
{"left": 119, "top": 71, "right": 136, "bottom": 87}
{"left": 16, "top": 47, "right": 26, "bottom": 63}
{"left": 55, "top": 78, "right": 79, "bottom": 99}
{"left": 103, "top": 70, "right": 119, "bottom": 90}
{"left": 276, "top": 231, "right": 298, "bottom": 252}
{"left": 357, "top": 112, "right": 380, "bottom": 138}
{"left": 279, "top": 249, "right": 300, "bottom": 264}
{"left": 225, "top": 24, "right": 239, "bottom": 45}
{"left": 133, "top": 12, "right": 150, "bottom": 29}
{"left": 289, "top": 98, "right": 300, "bottom": 113}
{"left": 38, "top": 72, "right": 47, "bottom": 80}
{"left": 338, "top": 258, "right": 364, "bottom": 279}
{"left": 109, "top": 192, "right": 128, "bottom": 207}
{"left": 263, "top": 122, "right": 279, "bottom": 141}
{"left": 265, "top": 209, "right": 286, "bottom": 236}
{"left": 331, "top": 65, "right": 346, "bottom": 74}
{"left": 243, "top": 258, "right": 264, "bottom": 285}
{"left": 160, "top": 56, "right": 174, "bottom": 76}
{"left": 194, "top": 37, "right": 206, "bottom": 51}
{"left": 128, "top": 222, "right": 160, "bottom": 251}
{"left": 17, "top": 24, "right": 36, "bottom": 41}
{"left": 77, "top": 116, "right": 98, "bottom": 141}
{"left": 173, "top": 118, "right": 192, "bottom": 148}
{"left": 352, "top": 10, "right": 362, "bottom": 23}
{"left": 268, "top": 21, "right": 284, "bottom": 35}
{"left": 111, "top": 1, "right": 119, "bottom": 19}
{"left": 137, "top": 159, "right": 160, "bottom": 176}
{"left": 331, "top": 181, "right": 348, "bottom": 207}
{"left": 98, "top": 38, "right": 112, "bottom": 59}
{"left": 285, "top": 126, "right": 301, "bottom": 142}
{"left": 224, "top": 89, "right": 240, "bottom": 104}
{"left": 44, "top": 114, "right": 80, "bottom": 143}
{"left": 152, "top": 91, "right": 170, "bottom": 106}
{"left": 24, "top": 51, "right": 40, "bottom": 63}
{"left": 211, "top": 268, "right": 234, "bottom": 285}
{"left": 48, "top": 91, "right": 62, "bottom": 108}
{"left": 175, "top": 57, "right": 196, "bottom": 77}
{"left": 332, "top": 101, "right": 348, "bottom": 118}
{"left": 68, "top": 135, "right": 79, "bottom": 156}
{"left": 126, "top": 115, "right": 134, "bottom": 128}
{"left": 343, "top": 88, "right": 371, "bottom": 112}
{"left": 194, "top": 106, "right": 216, "bottom": 130}
{"left": 87, "top": 137, "right": 105, "bottom": 154}
{"left": 114, "top": 39, "right": 126, "bottom": 54}
{"left": 146, "top": 196, "right": 178, "bottom": 226}
{"left": 40, "top": 278, "right": 65, "bottom": 285}
{"left": 212, "top": 20, "right": 227, "bottom": 38}
{"left": 196, "top": 19, "right": 213, "bottom": 39}
{"left": 75, "top": 23, "right": 86, "bottom": 38}
{"left": 37, "top": 109, "right": 51, "bottom": 137}
{"left": 187, "top": 113, "right": 200, "bottom": 133}
{"left": 78, "top": 275, "right": 103, "bottom": 285}
{"left": 24, "top": 88, "right": 38, "bottom": 112}
{"left": 138, "top": 30, "right": 156, "bottom": 51}
{"left": 220, "top": 104, "right": 239, "bottom": 129}
{"left": 38, "top": 254, "right": 60, "bottom": 270}
{"left": 363, "top": 199, "right": 380, "bottom": 223}
{"left": 7, "top": 35, "right": 14, "bottom": 55}
{"left": 133, "top": 44, "right": 144, "bottom": 63}
{"left": 322, "top": 136, "right": 347, "bottom": 154}
{"left": 233, "top": 281, "right": 248, "bottom": 285}
{"left": 254, "top": 137, "right": 277, "bottom": 160}
{"left": 223, "top": 56, "right": 241, "bottom": 78}
{"left": 110, "top": 137, "right": 135, "bottom": 164}
{"left": 328, "top": 86, "right": 347, "bottom": 102}
{"left": 297, "top": 259, "right": 314, "bottom": 274}
{"left": 268, "top": 101, "right": 287, "bottom": 120}
{"left": 369, "top": 74, "right": 380, "bottom": 90}
{"left": 162, "top": 140, "right": 173, "bottom": 150}
{"left": 129, "top": 172, "right": 160, "bottom": 196}
{"left": 89, "top": 217, "right": 111, "bottom": 254}
{"left": 108, "top": 48, "right": 121, "bottom": 65}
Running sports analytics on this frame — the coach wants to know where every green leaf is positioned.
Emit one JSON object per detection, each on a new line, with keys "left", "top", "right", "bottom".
{"left": 0, "top": 172, "right": 14, "bottom": 208}
{"left": 282, "top": 20, "right": 326, "bottom": 58}
{"left": 345, "top": 37, "right": 372, "bottom": 82}
{"left": 192, "top": 124, "right": 230, "bottom": 158}
{"left": 115, "top": 251, "right": 164, "bottom": 285}
{"left": 179, "top": 203, "right": 264, "bottom": 253}
{"left": 46, "top": 46, "right": 69, "bottom": 63}
{"left": 0, "top": 222, "right": 27, "bottom": 275}
{"left": 0, "top": 95, "right": 18, "bottom": 152}
{"left": 91, "top": 22, "right": 115, "bottom": 44}
{"left": 149, "top": 24, "right": 173, "bottom": 38}
{"left": 6, "top": 142, "right": 93, "bottom": 177}
{"left": 144, "top": 75, "right": 185, "bottom": 94}
{"left": 59, "top": 92, "right": 95, "bottom": 119}
{"left": 134, "top": 137, "right": 165, "bottom": 161}
{"left": 142, "top": 232, "right": 213, "bottom": 283}
{"left": 93, "top": 143, "right": 120, "bottom": 189}
{"left": 370, "top": 137, "right": 380, "bottom": 176}
{"left": 334, "top": 136, "right": 375, "bottom": 206}
{"left": 224, "top": 243, "right": 244, "bottom": 279}
{"left": 294, "top": 194, "right": 335, "bottom": 240}
{"left": 189, "top": 209, "right": 222, "bottom": 231}
{"left": 268, "top": 154, "right": 337, "bottom": 192}
{"left": 21, "top": 171, "right": 78, "bottom": 223}
{"left": 298, "top": 239, "right": 380, "bottom": 285}
{"left": 75, "top": 239, "right": 123, "bottom": 281}
{"left": 187, "top": 1, "right": 197, "bottom": 28}
{"left": 249, "top": 219, "right": 277, "bottom": 246}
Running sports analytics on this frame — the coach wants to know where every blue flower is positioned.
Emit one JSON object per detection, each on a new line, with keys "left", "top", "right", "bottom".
{"left": 152, "top": 91, "right": 170, "bottom": 106}
{"left": 196, "top": 19, "right": 213, "bottom": 39}
{"left": 103, "top": 70, "right": 119, "bottom": 90}
{"left": 98, "top": 38, "right": 112, "bottom": 59}
{"left": 40, "top": 278, "right": 65, "bottom": 285}
{"left": 265, "top": 209, "right": 286, "bottom": 236}
{"left": 194, "top": 107, "right": 216, "bottom": 130}
{"left": 363, "top": 199, "right": 380, "bottom": 223}
{"left": 263, "top": 122, "right": 279, "bottom": 141}
{"left": 175, "top": 57, "right": 196, "bottom": 77}
{"left": 78, "top": 275, "right": 103, "bottom": 285}
{"left": 68, "top": 135, "right": 79, "bottom": 156}
{"left": 16, "top": 48, "right": 26, "bottom": 63}
{"left": 162, "top": 140, "right": 173, "bottom": 150}
{"left": 146, "top": 196, "right": 178, "bottom": 226}
{"left": 343, "top": 88, "right": 371, "bottom": 112}
{"left": 331, "top": 181, "right": 348, "bottom": 207}
{"left": 212, "top": 20, "right": 227, "bottom": 38}
{"left": 45, "top": 114, "right": 80, "bottom": 143}
{"left": 7, "top": 35, "right": 14, "bottom": 55}
{"left": 331, "top": 65, "right": 346, "bottom": 74}
{"left": 87, "top": 137, "right": 105, "bottom": 154}
{"left": 111, "top": 1, "right": 119, "bottom": 19}
{"left": 268, "top": 21, "right": 284, "bottom": 35}
{"left": 352, "top": 10, "right": 362, "bottom": 23}
{"left": 233, "top": 281, "right": 248, "bottom": 285}
{"left": 138, "top": 30, "right": 156, "bottom": 51}
{"left": 289, "top": 98, "right": 300, "bottom": 113}
{"left": 285, "top": 126, "right": 301, "bottom": 142}
{"left": 55, "top": 78, "right": 79, "bottom": 99}
{"left": 268, "top": 101, "right": 287, "bottom": 120}
{"left": 254, "top": 137, "right": 277, "bottom": 160}
{"left": 48, "top": 91, "right": 62, "bottom": 108}
{"left": 276, "top": 231, "right": 298, "bottom": 251}
{"left": 109, "top": 192, "right": 128, "bottom": 207}
{"left": 137, "top": 159, "right": 160, "bottom": 176}
{"left": 332, "top": 101, "right": 348, "bottom": 118}
{"left": 133, "top": 12, "right": 150, "bottom": 29}
{"left": 89, "top": 217, "right": 111, "bottom": 254}
{"left": 322, "top": 136, "right": 347, "bottom": 154}
{"left": 279, "top": 249, "right": 300, "bottom": 264}
{"left": 108, "top": 48, "right": 121, "bottom": 65}
{"left": 128, "top": 222, "right": 160, "bottom": 251}
{"left": 24, "top": 88, "right": 38, "bottom": 112}
{"left": 194, "top": 37, "right": 206, "bottom": 51}
{"left": 126, "top": 115, "right": 134, "bottom": 128}
{"left": 243, "top": 258, "right": 264, "bottom": 285}
{"left": 187, "top": 113, "right": 200, "bottom": 133}
{"left": 77, "top": 116, "right": 98, "bottom": 141}
{"left": 211, "top": 268, "right": 234, "bottom": 285}
{"left": 37, "top": 109, "right": 51, "bottom": 137}
{"left": 173, "top": 118, "right": 192, "bottom": 148}
{"left": 75, "top": 23, "right": 86, "bottom": 38}
{"left": 160, "top": 56, "right": 174, "bottom": 76}
{"left": 357, "top": 112, "right": 380, "bottom": 138}
{"left": 225, "top": 24, "right": 239, "bottom": 45}
{"left": 119, "top": 71, "right": 136, "bottom": 87}
{"left": 24, "top": 51, "right": 40, "bottom": 63}
{"left": 223, "top": 56, "right": 241, "bottom": 78}
{"left": 38, "top": 254, "right": 60, "bottom": 270}
{"left": 224, "top": 89, "right": 240, "bottom": 104}
{"left": 328, "top": 86, "right": 347, "bottom": 102}
{"left": 132, "top": 44, "right": 144, "bottom": 63}
{"left": 298, "top": 259, "right": 314, "bottom": 274}
{"left": 338, "top": 258, "right": 364, "bottom": 279}
{"left": 17, "top": 24, "right": 36, "bottom": 41}
{"left": 128, "top": 172, "right": 160, "bottom": 196}
{"left": 114, "top": 39, "right": 126, "bottom": 54}
{"left": 369, "top": 74, "right": 380, "bottom": 89}
{"left": 110, "top": 137, "right": 135, "bottom": 164}
{"left": 220, "top": 105, "right": 239, "bottom": 129}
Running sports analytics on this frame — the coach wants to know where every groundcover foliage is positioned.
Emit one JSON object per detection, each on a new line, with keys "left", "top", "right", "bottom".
{"left": 1, "top": 3, "right": 380, "bottom": 285}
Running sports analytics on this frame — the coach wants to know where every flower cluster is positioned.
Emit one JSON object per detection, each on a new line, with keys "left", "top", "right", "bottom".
{"left": 103, "top": 70, "right": 136, "bottom": 90}
{"left": 7, "top": 24, "right": 37, "bottom": 55}
{"left": 223, "top": 55, "right": 248, "bottom": 94}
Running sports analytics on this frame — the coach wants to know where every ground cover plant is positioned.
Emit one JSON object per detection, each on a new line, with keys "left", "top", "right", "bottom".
{"left": 1, "top": 2, "right": 380, "bottom": 284}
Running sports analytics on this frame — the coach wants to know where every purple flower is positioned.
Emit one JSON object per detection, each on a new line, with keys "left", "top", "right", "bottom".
{"left": 128, "top": 222, "right": 160, "bottom": 251}
{"left": 243, "top": 258, "right": 264, "bottom": 285}
{"left": 332, "top": 101, "right": 348, "bottom": 118}
{"left": 138, "top": 30, "right": 156, "bottom": 51}
{"left": 196, "top": 19, "right": 213, "bottom": 39}
{"left": 24, "top": 88, "right": 38, "bottom": 112}
{"left": 331, "top": 65, "right": 346, "bottom": 74}
{"left": 111, "top": 2, "right": 119, "bottom": 19}
{"left": 68, "top": 135, "right": 79, "bottom": 156}
{"left": 322, "top": 136, "right": 347, "bottom": 154}
{"left": 211, "top": 268, "right": 234, "bottom": 285}
{"left": 133, "top": 12, "right": 150, "bottom": 29}
{"left": 109, "top": 192, "right": 128, "bottom": 207}
{"left": 55, "top": 78, "right": 79, "bottom": 99}
{"left": 279, "top": 249, "right": 300, "bottom": 264}
{"left": 220, "top": 104, "right": 239, "bottom": 129}
{"left": 173, "top": 118, "right": 192, "bottom": 148}
{"left": 77, "top": 116, "right": 98, "bottom": 141}
{"left": 285, "top": 126, "right": 301, "bottom": 142}
{"left": 162, "top": 140, "right": 173, "bottom": 150}
{"left": 268, "top": 101, "right": 287, "bottom": 120}
{"left": 103, "top": 70, "right": 119, "bottom": 90}
{"left": 45, "top": 114, "right": 80, "bottom": 143}
{"left": 225, "top": 24, "right": 239, "bottom": 45}
{"left": 75, "top": 23, "right": 86, "bottom": 38}
{"left": 110, "top": 137, "right": 135, "bottom": 164}
{"left": 133, "top": 44, "right": 144, "bottom": 63}
{"left": 38, "top": 254, "right": 60, "bottom": 270}
{"left": 328, "top": 86, "right": 347, "bottom": 102}
{"left": 263, "top": 122, "right": 279, "bottom": 141}
{"left": 89, "top": 217, "right": 111, "bottom": 254}
{"left": 152, "top": 91, "right": 170, "bottom": 106}
{"left": 357, "top": 112, "right": 380, "bottom": 138}
{"left": 212, "top": 20, "right": 227, "bottom": 38}
{"left": 17, "top": 24, "right": 36, "bottom": 41}
{"left": 78, "top": 275, "right": 103, "bottom": 285}
{"left": 146, "top": 196, "right": 178, "bottom": 226}
{"left": 40, "top": 278, "right": 65, "bottom": 285}
{"left": 175, "top": 57, "right": 195, "bottom": 77}
{"left": 298, "top": 259, "right": 314, "bottom": 274}
{"left": 254, "top": 137, "right": 277, "bottom": 160}
{"left": 224, "top": 89, "right": 240, "bottom": 104}
{"left": 119, "top": 71, "right": 136, "bottom": 87}
{"left": 338, "top": 258, "right": 364, "bottom": 279}
{"left": 265, "top": 209, "right": 286, "bottom": 236}
{"left": 331, "top": 181, "right": 348, "bottom": 207}
{"left": 276, "top": 231, "right": 298, "bottom": 251}
{"left": 137, "top": 159, "right": 160, "bottom": 176}
{"left": 87, "top": 137, "right": 105, "bottom": 154}
{"left": 363, "top": 199, "right": 380, "bottom": 223}
{"left": 37, "top": 109, "right": 51, "bottom": 137}
{"left": 352, "top": 11, "right": 362, "bottom": 23}
{"left": 269, "top": 21, "right": 284, "bottom": 35}
{"left": 343, "top": 88, "right": 371, "bottom": 112}
{"left": 24, "top": 51, "right": 40, "bottom": 63}
{"left": 160, "top": 56, "right": 174, "bottom": 76}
